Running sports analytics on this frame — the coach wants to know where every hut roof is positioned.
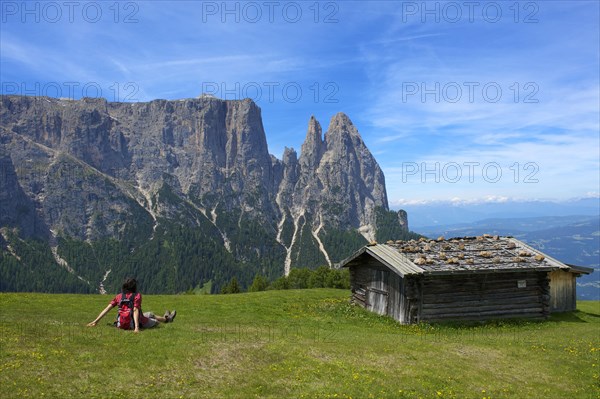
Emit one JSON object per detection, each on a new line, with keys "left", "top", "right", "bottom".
{"left": 339, "top": 236, "right": 584, "bottom": 276}
{"left": 565, "top": 264, "right": 595, "bottom": 275}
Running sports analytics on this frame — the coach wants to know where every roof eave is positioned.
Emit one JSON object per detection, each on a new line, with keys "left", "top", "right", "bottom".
{"left": 565, "top": 264, "right": 595, "bottom": 275}
{"left": 364, "top": 247, "right": 423, "bottom": 277}
{"left": 423, "top": 266, "right": 560, "bottom": 276}
{"left": 338, "top": 244, "right": 425, "bottom": 277}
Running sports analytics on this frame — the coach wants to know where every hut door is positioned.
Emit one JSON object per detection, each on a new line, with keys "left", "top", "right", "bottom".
{"left": 549, "top": 270, "right": 576, "bottom": 312}
{"left": 367, "top": 269, "right": 389, "bottom": 316}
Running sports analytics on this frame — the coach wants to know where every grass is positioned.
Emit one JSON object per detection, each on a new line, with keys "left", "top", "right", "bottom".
{"left": 0, "top": 289, "right": 598, "bottom": 399}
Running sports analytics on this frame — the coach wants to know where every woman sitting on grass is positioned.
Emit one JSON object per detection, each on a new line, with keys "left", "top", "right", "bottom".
{"left": 87, "top": 277, "right": 176, "bottom": 332}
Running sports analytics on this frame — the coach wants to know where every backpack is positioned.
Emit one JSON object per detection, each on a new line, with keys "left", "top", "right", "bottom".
{"left": 115, "top": 291, "right": 136, "bottom": 330}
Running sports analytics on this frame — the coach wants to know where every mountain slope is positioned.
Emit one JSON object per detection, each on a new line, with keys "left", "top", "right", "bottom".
{"left": 0, "top": 95, "right": 412, "bottom": 293}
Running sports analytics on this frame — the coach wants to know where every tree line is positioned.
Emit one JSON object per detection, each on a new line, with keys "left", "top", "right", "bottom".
{"left": 1, "top": 206, "right": 422, "bottom": 294}
{"left": 219, "top": 266, "right": 350, "bottom": 294}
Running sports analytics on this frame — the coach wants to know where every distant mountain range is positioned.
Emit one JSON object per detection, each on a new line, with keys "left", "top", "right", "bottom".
{"left": 414, "top": 215, "right": 600, "bottom": 300}
{"left": 400, "top": 198, "right": 600, "bottom": 228}
{"left": 0, "top": 95, "right": 414, "bottom": 294}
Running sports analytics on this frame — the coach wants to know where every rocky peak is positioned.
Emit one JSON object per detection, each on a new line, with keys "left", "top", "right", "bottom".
{"left": 324, "top": 112, "right": 359, "bottom": 140}
{"left": 282, "top": 146, "right": 298, "bottom": 165}
{"left": 320, "top": 112, "right": 389, "bottom": 224}
{"left": 299, "top": 116, "right": 325, "bottom": 171}
{"left": 281, "top": 147, "right": 299, "bottom": 183}
{"left": 272, "top": 111, "right": 390, "bottom": 237}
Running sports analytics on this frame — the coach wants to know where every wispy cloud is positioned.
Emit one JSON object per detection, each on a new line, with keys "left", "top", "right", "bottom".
{"left": 1, "top": 34, "right": 91, "bottom": 81}
{"left": 1, "top": 1, "right": 597, "bottom": 203}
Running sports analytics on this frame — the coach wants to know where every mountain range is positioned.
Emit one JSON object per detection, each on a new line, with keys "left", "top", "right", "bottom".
{"left": 0, "top": 95, "right": 413, "bottom": 293}
{"left": 402, "top": 197, "right": 600, "bottom": 228}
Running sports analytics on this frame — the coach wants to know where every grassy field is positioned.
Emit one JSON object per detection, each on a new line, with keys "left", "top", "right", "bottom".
{"left": 0, "top": 289, "right": 598, "bottom": 399}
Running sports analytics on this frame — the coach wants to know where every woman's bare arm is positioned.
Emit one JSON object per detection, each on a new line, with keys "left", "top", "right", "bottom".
{"left": 133, "top": 307, "right": 140, "bottom": 332}
{"left": 87, "top": 304, "right": 114, "bottom": 327}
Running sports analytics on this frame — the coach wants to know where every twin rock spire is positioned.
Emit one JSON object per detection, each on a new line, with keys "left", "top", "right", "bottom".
{"left": 278, "top": 112, "right": 388, "bottom": 231}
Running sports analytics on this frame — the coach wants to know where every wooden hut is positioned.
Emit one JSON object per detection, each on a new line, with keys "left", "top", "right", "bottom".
{"left": 339, "top": 236, "right": 591, "bottom": 323}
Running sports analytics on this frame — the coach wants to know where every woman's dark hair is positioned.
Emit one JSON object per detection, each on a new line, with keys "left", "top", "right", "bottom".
{"left": 122, "top": 277, "right": 137, "bottom": 293}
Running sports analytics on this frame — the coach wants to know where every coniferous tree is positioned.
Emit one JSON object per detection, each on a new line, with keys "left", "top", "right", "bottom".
{"left": 221, "top": 277, "right": 241, "bottom": 294}
{"left": 248, "top": 274, "right": 269, "bottom": 292}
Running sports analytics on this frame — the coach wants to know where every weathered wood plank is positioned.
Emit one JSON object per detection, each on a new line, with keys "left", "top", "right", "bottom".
{"left": 367, "top": 287, "right": 389, "bottom": 296}
{"left": 422, "top": 297, "right": 542, "bottom": 310}
{"left": 549, "top": 270, "right": 576, "bottom": 312}
{"left": 422, "top": 276, "right": 540, "bottom": 285}
{"left": 352, "top": 297, "right": 367, "bottom": 306}
{"left": 424, "top": 272, "right": 542, "bottom": 282}
{"left": 422, "top": 306, "right": 544, "bottom": 318}
{"left": 421, "top": 286, "right": 542, "bottom": 295}
{"left": 422, "top": 279, "right": 542, "bottom": 291}
{"left": 426, "top": 312, "right": 547, "bottom": 322}
{"left": 422, "top": 287, "right": 542, "bottom": 301}
{"left": 422, "top": 302, "right": 544, "bottom": 314}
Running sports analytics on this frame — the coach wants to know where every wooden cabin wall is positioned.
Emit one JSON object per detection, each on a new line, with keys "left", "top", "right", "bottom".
{"left": 349, "top": 260, "right": 411, "bottom": 323}
{"left": 418, "top": 271, "right": 551, "bottom": 322}
{"left": 349, "top": 266, "right": 370, "bottom": 308}
{"left": 366, "top": 269, "right": 389, "bottom": 316}
{"left": 387, "top": 272, "right": 409, "bottom": 323}
{"left": 549, "top": 270, "right": 576, "bottom": 312}
{"left": 350, "top": 265, "right": 390, "bottom": 316}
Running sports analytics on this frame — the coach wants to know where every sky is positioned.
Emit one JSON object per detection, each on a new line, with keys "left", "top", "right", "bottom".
{"left": 1, "top": 0, "right": 599, "bottom": 206}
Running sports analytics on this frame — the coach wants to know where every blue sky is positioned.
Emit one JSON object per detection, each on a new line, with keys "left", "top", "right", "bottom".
{"left": 1, "top": 0, "right": 599, "bottom": 206}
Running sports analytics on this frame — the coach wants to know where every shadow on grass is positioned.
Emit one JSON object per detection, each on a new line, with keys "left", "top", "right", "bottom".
{"left": 548, "top": 310, "right": 590, "bottom": 323}
{"left": 427, "top": 311, "right": 593, "bottom": 330}
{"left": 430, "top": 318, "right": 545, "bottom": 331}
{"left": 578, "top": 310, "right": 600, "bottom": 318}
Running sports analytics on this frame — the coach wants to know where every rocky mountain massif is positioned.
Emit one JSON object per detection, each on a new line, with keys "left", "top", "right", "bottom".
{"left": 0, "top": 95, "right": 413, "bottom": 293}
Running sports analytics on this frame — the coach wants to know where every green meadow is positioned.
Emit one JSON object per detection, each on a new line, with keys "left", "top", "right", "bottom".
{"left": 0, "top": 290, "right": 598, "bottom": 399}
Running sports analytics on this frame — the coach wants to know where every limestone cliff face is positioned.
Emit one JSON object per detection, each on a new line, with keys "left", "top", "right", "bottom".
{"left": 0, "top": 95, "right": 406, "bottom": 278}
{"left": 324, "top": 113, "right": 390, "bottom": 237}
{"left": 279, "top": 113, "right": 390, "bottom": 242}
{"left": 0, "top": 149, "right": 46, "bottom": 238}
